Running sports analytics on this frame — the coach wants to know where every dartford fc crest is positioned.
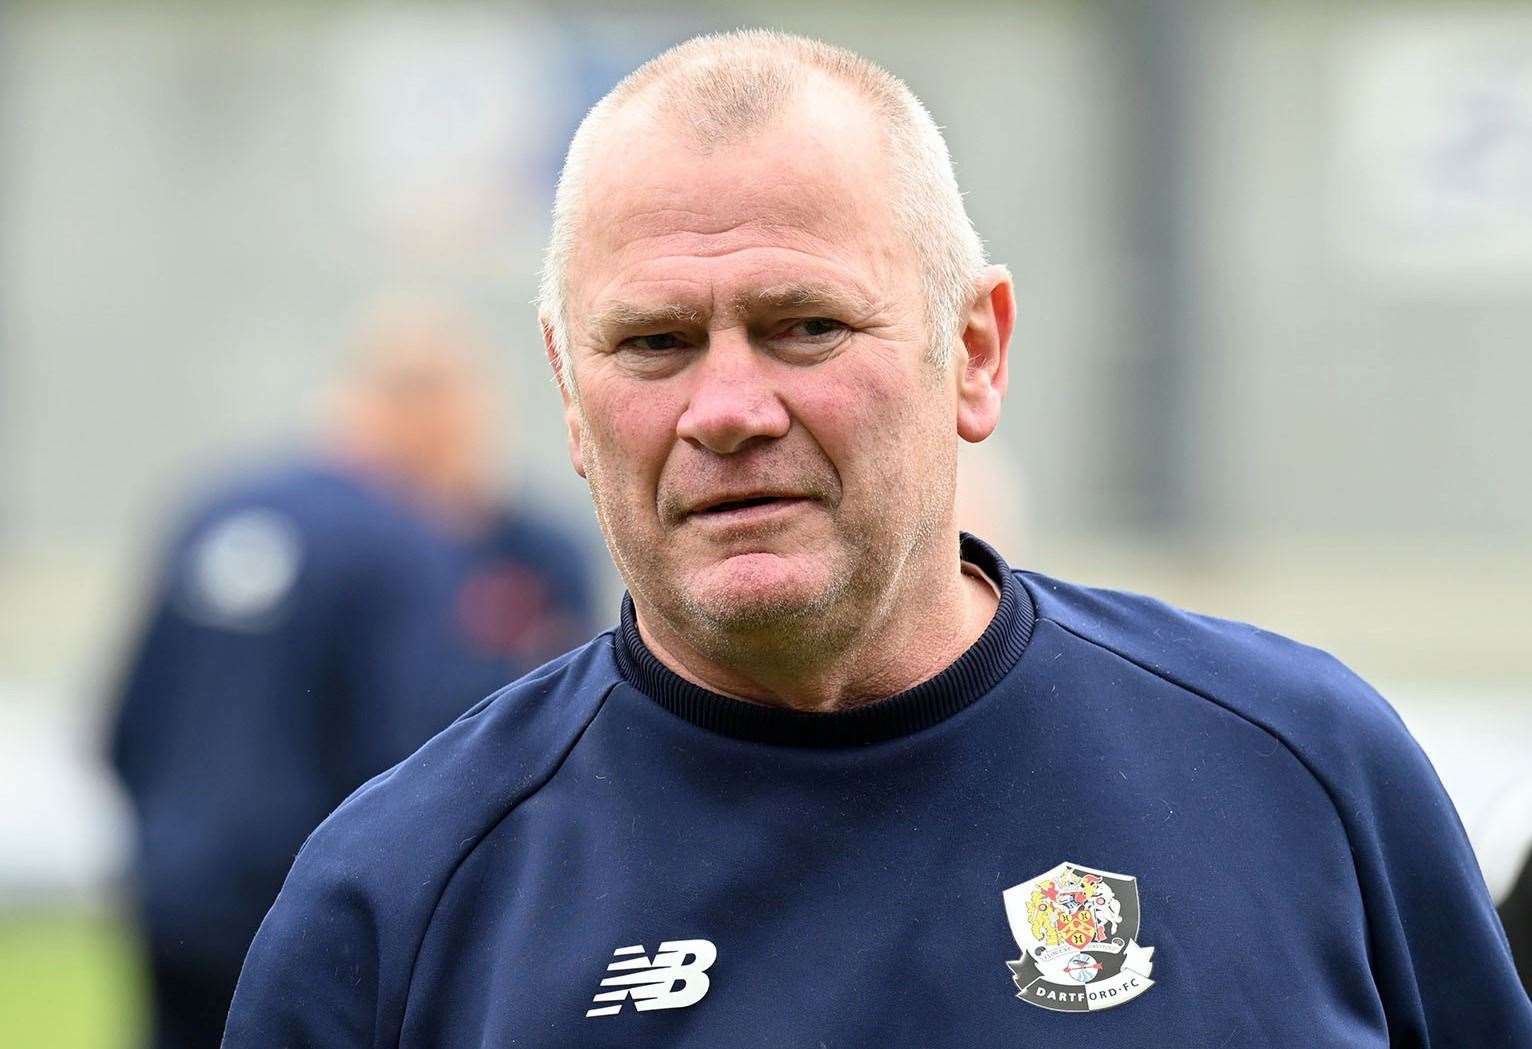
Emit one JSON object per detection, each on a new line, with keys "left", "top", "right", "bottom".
{"left": 1002, "top": 861, "right": 1156, "bottom": 1012}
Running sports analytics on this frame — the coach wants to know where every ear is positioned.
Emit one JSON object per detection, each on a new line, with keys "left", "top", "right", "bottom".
{"left": 954, "top": 265, "right": 1014, "bottom": 443}
{"left": 542, "top": 317, "right": 587, "bottom": 479}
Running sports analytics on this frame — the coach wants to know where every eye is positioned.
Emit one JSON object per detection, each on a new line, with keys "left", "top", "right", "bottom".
{"left": 619, "top": 332, "right": 689, "bottom": 353}
{"left": 786, "top": 318, "right": 846, "bottom": 339}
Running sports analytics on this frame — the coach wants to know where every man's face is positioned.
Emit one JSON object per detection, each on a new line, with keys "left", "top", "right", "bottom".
{"left": 555, "top": 85, "right": 964, "bottom": 644}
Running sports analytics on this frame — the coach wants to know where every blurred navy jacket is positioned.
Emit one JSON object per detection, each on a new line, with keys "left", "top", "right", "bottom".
{"left": 109, "top": 457, "right": 597, "bottom": 980}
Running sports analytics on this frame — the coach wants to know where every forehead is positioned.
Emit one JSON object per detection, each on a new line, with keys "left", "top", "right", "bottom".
{"left": 567, "top": 82, "right": 914, "bottom": 319}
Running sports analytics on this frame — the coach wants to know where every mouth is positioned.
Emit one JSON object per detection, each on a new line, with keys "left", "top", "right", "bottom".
{"left": 688, "top": 494, "right": 811, "bottom": 521}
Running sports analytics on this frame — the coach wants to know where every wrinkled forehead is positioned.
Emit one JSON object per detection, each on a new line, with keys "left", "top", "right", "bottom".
{"left": 565, "top": 82, "right": 910, "bottom": 313}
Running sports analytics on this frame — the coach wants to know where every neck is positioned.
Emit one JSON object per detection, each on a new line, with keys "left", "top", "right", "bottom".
{"left": 632, "top": 533, "right": 1000, "bottom": 713}
{"left": 324, "top": 432, "right": 488, "bottom": 535}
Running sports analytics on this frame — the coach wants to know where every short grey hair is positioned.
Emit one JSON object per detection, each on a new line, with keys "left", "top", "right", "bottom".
{"left": 539, "top": 29, "right": 987, "bottom": 387}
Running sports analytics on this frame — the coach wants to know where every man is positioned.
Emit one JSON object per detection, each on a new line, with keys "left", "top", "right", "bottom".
{"left": 111, "top": 304, "right": 595, "bottom": 1048}
{"left": 225, "top": 32, "right": 1531, "bottom": 1046}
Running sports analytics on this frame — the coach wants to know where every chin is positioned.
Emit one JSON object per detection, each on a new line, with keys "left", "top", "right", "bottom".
{"left": 682, "top": 551, "right": 834, "bottom": 631}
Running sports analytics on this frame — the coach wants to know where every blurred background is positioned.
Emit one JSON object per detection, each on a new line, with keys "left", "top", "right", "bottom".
{"left": 2, "top": 1, "right": 1530, "bottom": 1043}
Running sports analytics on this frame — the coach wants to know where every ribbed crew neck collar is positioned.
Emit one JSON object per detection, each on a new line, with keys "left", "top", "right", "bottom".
{"left": 613, "top": 533, "right": 1035, "bottom": 747}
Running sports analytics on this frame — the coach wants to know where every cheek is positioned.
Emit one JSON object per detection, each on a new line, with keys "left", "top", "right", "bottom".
{"left": 579, "top": 378, "right": 682, "bottom": 492}
{"left": 791, "top": 356, "right": 935, "bottom": 487}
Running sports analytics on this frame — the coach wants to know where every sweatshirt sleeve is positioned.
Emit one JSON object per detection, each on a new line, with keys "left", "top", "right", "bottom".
{"left": 222, "top": 823, "right": 383, "bottom": 1048}
{"left": 1160, "top": 633, "right": 1532, "bottom": 1041}
{"left": 1301, "top": 661, "right": 1532, "bottom": 1045}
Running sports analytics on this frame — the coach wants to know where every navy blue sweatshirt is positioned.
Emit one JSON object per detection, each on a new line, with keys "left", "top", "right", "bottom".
{"left": 225, "top": 536, "right": 1531, "bottom": 1046}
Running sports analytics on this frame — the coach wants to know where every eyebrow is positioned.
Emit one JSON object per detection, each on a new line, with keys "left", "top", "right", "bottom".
{"left": 587, "top": 301, "right": 704, "bottom": 337}
{"left": 587, "top": 280, "right": 877, "bottom": 337}
{"left": 728, "top": 281, "right": 877, "bottom": 321}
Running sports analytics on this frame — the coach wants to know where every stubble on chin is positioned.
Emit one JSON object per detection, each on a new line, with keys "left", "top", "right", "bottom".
{"left": 669, "top": 522, "right": 894, "bottom": 671}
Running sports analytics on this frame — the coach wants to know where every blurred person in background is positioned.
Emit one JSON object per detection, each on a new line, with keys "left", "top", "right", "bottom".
{"left": 108, "top": 301, "right": 597, "bottom": 1048}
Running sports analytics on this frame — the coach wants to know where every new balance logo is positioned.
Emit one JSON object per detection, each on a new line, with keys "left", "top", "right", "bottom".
{"left": 584, "top": 939, "right": 717, "bottom": 1018}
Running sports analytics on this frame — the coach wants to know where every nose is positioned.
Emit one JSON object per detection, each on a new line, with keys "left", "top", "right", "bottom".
{"left": 675, "top": 334, "right": 790, "bottom": 455}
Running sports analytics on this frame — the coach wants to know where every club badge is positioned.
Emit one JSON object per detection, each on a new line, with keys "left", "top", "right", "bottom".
{"left": 1002, "top": 860, "right": 1156, "bottom": 1013}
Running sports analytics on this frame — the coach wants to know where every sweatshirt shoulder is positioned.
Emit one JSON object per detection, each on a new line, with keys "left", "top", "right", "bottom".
{"left": 1013, "top": 575, "right": 1530, "bottom": 1045}
{"left": 227, "top": 634, "right": 625, "bottom": 1044}
{"left": 1016, "top": 570, "right": 1408, "bottom": 755}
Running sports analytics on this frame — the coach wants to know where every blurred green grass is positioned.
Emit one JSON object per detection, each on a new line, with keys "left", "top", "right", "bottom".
{"left": 0, "top": 910, "right": 144, "bottom": 1049}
